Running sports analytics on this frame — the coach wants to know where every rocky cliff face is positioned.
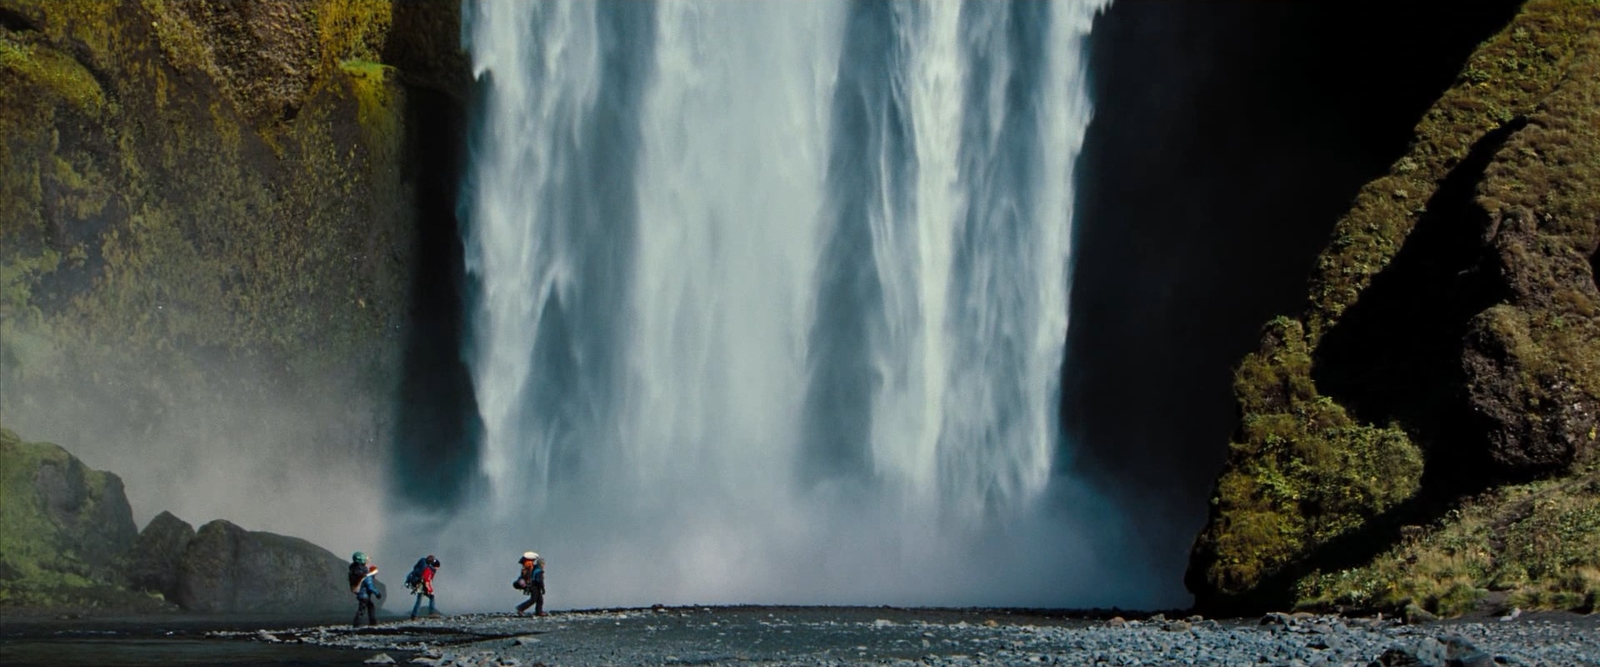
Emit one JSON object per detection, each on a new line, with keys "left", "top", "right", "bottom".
{"left": 1188, "top": 0, "right": 1600, "bottom": 616}
{"left": 0, "top": 0, "right": 465, "bottom": 546}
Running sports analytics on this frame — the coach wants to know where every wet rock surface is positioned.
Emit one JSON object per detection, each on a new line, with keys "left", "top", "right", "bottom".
{"left": 217, "top": 607, "right": 1600, "bottom": 667}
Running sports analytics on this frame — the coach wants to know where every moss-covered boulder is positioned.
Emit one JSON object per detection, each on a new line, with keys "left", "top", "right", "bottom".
{"left": 174, "top": 519, "right": 353, "bottom": 613}
{"left": 0, "top": 427, "right": 166, "bottom": 610}
{"left": 123, "top": 510, "right": 196, "bottom": 603}
{"left": 1189, "top": 0, "right": 1600, "bottom": 615}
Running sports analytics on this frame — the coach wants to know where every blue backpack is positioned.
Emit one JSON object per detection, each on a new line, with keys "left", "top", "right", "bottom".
{"left": 405, "top": 558, "right": 429, "bottom": 592}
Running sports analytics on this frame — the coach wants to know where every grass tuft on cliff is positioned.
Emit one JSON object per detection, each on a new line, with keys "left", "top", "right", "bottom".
{"left": 1297, "top": 459, "right": 1600, "bottom": 616}
{"left": 340, "top": 57, "right": 401, "bottom": 139}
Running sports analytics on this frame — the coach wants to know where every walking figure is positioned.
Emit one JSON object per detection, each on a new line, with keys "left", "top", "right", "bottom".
{"left": 406, "top": 555, "right": 441, "bottom": 620}
{"left": 348, "top": 551, "right": 382, "bottom": 627}
{"left": 514, "top": 551, "right": 545, "bottom": 617}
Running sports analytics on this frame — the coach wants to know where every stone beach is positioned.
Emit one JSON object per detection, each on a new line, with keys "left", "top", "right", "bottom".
{"left": 214, "top": 607, "right": 1600, "bottom": 667}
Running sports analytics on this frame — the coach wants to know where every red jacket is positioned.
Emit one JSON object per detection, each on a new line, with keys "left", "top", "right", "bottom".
{"left": 421, "top": 565, "right": 435, "bottom": 595}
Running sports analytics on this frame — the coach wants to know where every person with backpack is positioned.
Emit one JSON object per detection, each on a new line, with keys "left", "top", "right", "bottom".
{"left": 348, "top": 551, "right": 382, "bottom": 627}
{"left": 405, "top": 555, "right": 441, "bottom": 620}
{"left": 514, "top": 551, "right": 545, "bottom": 617}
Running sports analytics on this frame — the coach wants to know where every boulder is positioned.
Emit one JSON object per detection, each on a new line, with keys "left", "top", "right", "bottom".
{"left": 1369, "top": 635, "right": 1494, "bottom": 667}
{"left": 175, "top": 519, "right": 354, "bottom": 613}
{"left": 1462, "top": 303, "right": 1599, "bottom": 472}
{"left": 30, "top": 445, "right": 139, "bottom": 571}
{"left": 124, "top": 511, "right": 196, "bottom": 601}
{"left": 0, "top": 428, "right": 138, "bottom": 577}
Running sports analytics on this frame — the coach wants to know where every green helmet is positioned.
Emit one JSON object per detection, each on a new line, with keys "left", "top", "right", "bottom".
{"left": 352, "top": 551, "right": 368, "bottom": 564}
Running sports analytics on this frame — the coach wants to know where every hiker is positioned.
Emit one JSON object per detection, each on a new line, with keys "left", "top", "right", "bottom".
{"left": 348, "top": 551, "right": 382, "bottom": 627}
{"left": 406, "top": 554, "right": 441, "bottom": 620}
{"left": 514, "top": 551, "right": 545, "bottom": 617}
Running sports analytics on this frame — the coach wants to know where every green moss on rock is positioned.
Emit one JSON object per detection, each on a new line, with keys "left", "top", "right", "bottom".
{"left": 1189, "top": 0, "right": 1600, "bottom": 614}
{"left": 1189, "top": 319, "right": 1423, "bottom": 605}
{"left": 1305, "top": 0, "right": 1600, "bottom": 335}
{"left": 0, "top": 427, "right": 167, "bottom": 611}
{"left": 0, "top": 31, "right": 104, "bottom": 113}
{"left": 1297, "top": 460, "right": 1600, "bottom": 616}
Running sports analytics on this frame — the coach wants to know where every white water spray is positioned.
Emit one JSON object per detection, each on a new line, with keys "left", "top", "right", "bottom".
{"left": 446, "top": 0, "right": 1131, "bottom": 610}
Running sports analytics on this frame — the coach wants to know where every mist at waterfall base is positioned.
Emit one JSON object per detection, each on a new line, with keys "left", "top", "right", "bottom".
{"left": 380, "top": 0, "right": 1175, "bottom": 612}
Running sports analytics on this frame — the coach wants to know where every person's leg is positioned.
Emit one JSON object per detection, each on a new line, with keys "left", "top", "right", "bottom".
{"left": 411, "top": 593, "right": 423, "bottom": 619}
{"left": 364, "top": 598, "right": 377, "bottom": 625}
{"left": 516, "top": 596, "right": 533, "bottom": 614}
{"left": 534, "top": 590, "right": 544, "bottom": 615}
{"left": 427, "top": 593, "right": 437, "bottom": 615}
{"left": 353, "top": 598, "right": 363, "bottom": 626}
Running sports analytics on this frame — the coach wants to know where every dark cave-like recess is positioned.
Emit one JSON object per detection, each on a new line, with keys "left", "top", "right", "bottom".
{"left": 1591, "top": 244, "right": 1600, "bottom": 293}
{"left": 389, "top": 83, "right": 484, "bottom": 510}
{"left": 1064, "top": 0, "right": 1523, "bottom": 589}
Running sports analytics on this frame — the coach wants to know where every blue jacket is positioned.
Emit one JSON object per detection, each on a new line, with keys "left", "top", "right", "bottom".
{"left": 357, "top": 573, "right": 380, "bottom": 600}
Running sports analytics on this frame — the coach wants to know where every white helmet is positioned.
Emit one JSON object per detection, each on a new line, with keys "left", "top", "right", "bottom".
{"left": 523, "top": 551, "right": 538, "bottom": 561}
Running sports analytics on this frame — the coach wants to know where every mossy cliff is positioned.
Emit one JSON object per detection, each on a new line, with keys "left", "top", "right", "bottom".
{"left": 1188, "top": 0, "right": 1600, "bottom": 616}
{"left": 0, "top": 1, "right": 465, "bottom": 541}
{"left": 0, "top": 427, "right": 163, "bottom": 610}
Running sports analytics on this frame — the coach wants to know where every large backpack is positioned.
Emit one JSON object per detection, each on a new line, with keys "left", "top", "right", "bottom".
{"left": 348, "top": 561, "right": 368, "bottom": 592}
{"left": 405, "top": 558, "right": 429, "bottom": 592}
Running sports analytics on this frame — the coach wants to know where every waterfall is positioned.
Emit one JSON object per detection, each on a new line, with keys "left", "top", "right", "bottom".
{"left": 450, "top": 0, "right": 1124, "bottom": 609}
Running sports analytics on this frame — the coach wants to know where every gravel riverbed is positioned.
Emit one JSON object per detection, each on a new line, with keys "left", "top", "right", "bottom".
{"left": 212, "top": 606, "right": 1600, "bottom": 667}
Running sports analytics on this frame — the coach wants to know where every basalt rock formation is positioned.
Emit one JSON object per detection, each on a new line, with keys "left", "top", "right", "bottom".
{"left": 1188, "top": 0, "right": 1600, "bottom": 616}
